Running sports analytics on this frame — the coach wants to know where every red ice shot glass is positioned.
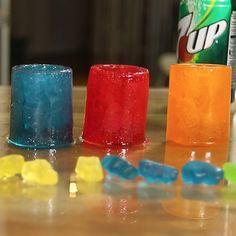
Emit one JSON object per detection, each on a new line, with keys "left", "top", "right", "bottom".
{"left": 82, "top": 64, "right": 149, "bottom": 146}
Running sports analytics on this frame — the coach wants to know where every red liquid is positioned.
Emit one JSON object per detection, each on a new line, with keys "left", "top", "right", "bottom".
{"left": 82, "top": 64, "right": 149, "bottom": 146}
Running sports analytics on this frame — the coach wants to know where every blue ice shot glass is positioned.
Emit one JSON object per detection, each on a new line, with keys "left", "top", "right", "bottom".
{"left": 8, "top": 64, "right": 74, "bottom": 149}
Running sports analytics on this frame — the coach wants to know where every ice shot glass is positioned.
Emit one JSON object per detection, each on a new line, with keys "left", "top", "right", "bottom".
{"left": 82, "top": 64, "right": 149, "bottom": 146}
{"left": 166, "top": 64, "right": 232, "bottom": 146}
{"left": 8, "top": 64, "right": 74, "bottom": 149}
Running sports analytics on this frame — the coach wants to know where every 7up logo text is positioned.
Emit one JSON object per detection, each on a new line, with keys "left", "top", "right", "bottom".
{"left": 178, "top": 13, "right": 227, "bottom": 62}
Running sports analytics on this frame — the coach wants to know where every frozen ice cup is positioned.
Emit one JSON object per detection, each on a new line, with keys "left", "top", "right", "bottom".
{"left": 166, "top": 64, "right": 232, "bottom": 146}
{"left": 8, "top": 64, "right": 74, "bottom": 149}
{"left": 82, "top": 64, "right": 149, "bottom": 146}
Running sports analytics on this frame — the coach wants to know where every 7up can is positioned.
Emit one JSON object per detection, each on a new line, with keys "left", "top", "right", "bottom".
{"left": 177, "top": 0, "right": 236, "bottom": 101}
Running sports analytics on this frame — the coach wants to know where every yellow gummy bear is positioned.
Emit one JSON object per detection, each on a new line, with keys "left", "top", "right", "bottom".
{"left": 75, "top": 156, "right": 104, "bottom": 182}
{"left": 22, "top": 159, "right": 58, "bottom": 186}
{"left": 0, "top": 154, "right": 25, "bottom": 179}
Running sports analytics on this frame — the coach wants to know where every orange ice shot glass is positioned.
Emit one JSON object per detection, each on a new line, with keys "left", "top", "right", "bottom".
{"left": 166, "top": 64, "right": 232, "bottom": 146}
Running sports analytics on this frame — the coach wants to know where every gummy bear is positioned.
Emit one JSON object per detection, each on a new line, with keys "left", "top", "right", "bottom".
{"left": 22, "top": 159, "right": 58, "bottom": 186}
{"left": 139, "top": 159, "right": 178, "bottom": 184}
{"left": 223, "top": 163, "right": 236, "bottom": 184}
{"left": 0, "top": 154, "right": 25, "bottom": 179}
{"left": 75, "top": 156, "right": 104, "bottom": 182}
{"left": 182, "top": 161, "right": 223, "bottom": 185}
{"left": 101, "top": 155, "right": 138, "bottom": 180}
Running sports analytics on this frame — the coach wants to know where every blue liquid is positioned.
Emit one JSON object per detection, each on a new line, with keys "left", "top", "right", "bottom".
{"left": 9, "top": 64, "right": 74, "bottom": 149}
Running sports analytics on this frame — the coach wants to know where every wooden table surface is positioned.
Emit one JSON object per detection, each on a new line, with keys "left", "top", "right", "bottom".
{"left": 0, "top": 86, "right": 236, "bottom": 236}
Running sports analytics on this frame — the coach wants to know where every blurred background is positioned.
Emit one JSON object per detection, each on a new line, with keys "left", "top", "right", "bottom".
{"left": 1, "top": 0, "right": 179, "bottom": 86}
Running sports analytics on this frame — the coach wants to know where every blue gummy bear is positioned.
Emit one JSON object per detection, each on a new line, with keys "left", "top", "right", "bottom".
{"left": 182, "top": 161, "right": 224, "bottom": 185}
{"left": 101, "top": 155, "right": 138, "bottom": 180}
{"left": 139, "top": 160, "right": 178, "bottom": 184}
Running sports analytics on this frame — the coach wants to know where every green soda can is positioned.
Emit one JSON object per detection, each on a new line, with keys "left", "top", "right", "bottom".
{"left": 177, "top": 0, "right": 236, "bottom": 101}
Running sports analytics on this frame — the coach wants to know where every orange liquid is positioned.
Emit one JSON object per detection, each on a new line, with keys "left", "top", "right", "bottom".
{"left": 166, "top": 64, "right": 232, "bottom": 146}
